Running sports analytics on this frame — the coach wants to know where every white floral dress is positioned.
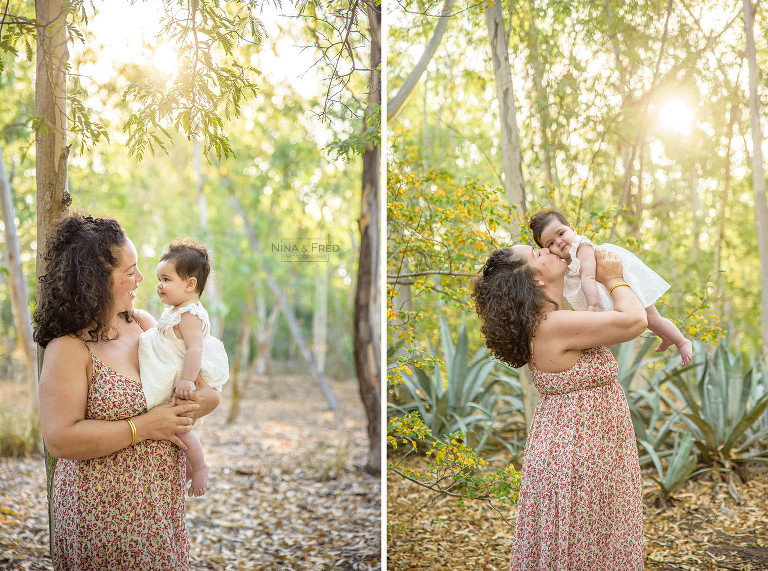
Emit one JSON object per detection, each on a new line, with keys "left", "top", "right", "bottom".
{"left": 138, "top": 301, "right": 229, "bottom": 409}
{"left": 564, "top": 234, "right": 670, "bottom": 311}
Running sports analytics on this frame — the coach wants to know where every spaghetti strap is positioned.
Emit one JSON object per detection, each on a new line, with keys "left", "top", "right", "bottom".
{"left": 82, "top": 339, "right": 95, "bottom": 363}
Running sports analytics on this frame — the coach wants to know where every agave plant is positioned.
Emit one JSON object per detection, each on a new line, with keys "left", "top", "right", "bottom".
{"left": 611, "top": 335, "right": 666, "bottom": 392}
{"left": 388, "top": 315, "right": 523, "bottom": 454}
{"left": 632, "top": 388, "right": 681, "bottom": 465}
{"left": 644, "top": 339, "right": 768, "bottom": 500}
{"left": 638, "top": 432, "right": 705, "bottom": 505}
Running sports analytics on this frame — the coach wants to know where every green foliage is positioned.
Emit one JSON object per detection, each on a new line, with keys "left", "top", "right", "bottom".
{"left": 387, "top": 412, "right": 521, "bottom": 514}
{"left": 0, "top": 4, "right": 362, "bottom": 385}
{"left": 389, "top": 316, "right": 523, "bottom": 454}
{"left": 638, "top": 433, "right": 704, "bottom": 505}
{"left": 327, "top": 103, "right": 380, "bottom": 160}
{"left": 619, "top": 339, "right": 768, "bottom": 502}
{"left": 611, "top": 335, "right": 666, "bottom": 391}
{"left": 0, "top": 407, "right": 40, "bottom": 457}
{"left": 122, "top": 1, "right": 263, "bottom": 161}
{"left": 388, "top": 0, "right": 758, "bottom": 350}
{"left": 653, "top": 340, "right": 768, "bottom": 468}
{"left": 386, "top": 146, "right": 517, "bottom": 376}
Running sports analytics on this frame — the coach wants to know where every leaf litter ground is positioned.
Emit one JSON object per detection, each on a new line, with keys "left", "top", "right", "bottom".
{"left": 0, "top": 374, "right": 381, "bottom": 570}
{"left": 388, "top": 455, "right": 768, "bottom": 570}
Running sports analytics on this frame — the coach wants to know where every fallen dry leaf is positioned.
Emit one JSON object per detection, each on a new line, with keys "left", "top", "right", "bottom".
{"left": 0, "top": 374, "right": 381, "bottom": 570}
{"left": 388, "top": 455, "right": 768, "bottom": 570}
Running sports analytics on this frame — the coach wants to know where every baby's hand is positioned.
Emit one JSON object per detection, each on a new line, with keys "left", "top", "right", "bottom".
{"left": 175, "top": 379, "right": 196, "bottom": 400}
{"left": 587, "top": 305, "right": 597, "bottom": 312}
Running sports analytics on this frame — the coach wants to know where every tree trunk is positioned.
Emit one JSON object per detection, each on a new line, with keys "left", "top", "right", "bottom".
{"left": 609, "top": 0, "right": 673, "bottom": 241}
{"left": 485, "top": 0, "right": 534, "bottom": 424}
{"left": 387, "top": 0, "right": 455, "bottom": 122}
{"left": 249, "top": 301, "right": 280, "bottom": 383}
{"left": 690, "top": 165, "right": 701, "bottom": 267}
{"left": 226, "top": 293, "right": 252, "bottom": 424}
{"left": 0, "top": 148, "right": 38, "bottom": 409}
{"left": 36, "top": 0, "right": 70, "bottom": 280}
{"left": 194, "top": 139, "right": 223, "bottom": 337}
{"left": 744, "top": 0, "right": 768, "bottom": 351}
{"left": 715, "top": 103, "right": 736, "bottom": 319}
{"left": 485, "top": 0, "right": 526, "bottom": 214}
{"left": 313, "top": 265, "right": 328, "bottom": 373}
{"left": 36, "top": 0, "right": 70, "bottom": 558}
{"left": 526, "top": 6, "right": 558, "bottom": 195}
{"left": 231, "top": 194, "right": 338, "bottom": 410}
{"left": 354, "top": 0, "right": 382, "bottom": 476}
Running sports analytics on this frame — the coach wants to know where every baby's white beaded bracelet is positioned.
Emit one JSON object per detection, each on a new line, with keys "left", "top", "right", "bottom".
{"left": 608, "top": 281, "right": 631, "bottom": 295}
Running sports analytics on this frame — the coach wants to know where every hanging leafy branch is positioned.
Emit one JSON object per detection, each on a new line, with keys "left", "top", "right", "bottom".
{"left": 0, "top": 1, "right": 265, "bottom": 160}
{"left": 123, "top": 0, "right": 264, "bottom": 161}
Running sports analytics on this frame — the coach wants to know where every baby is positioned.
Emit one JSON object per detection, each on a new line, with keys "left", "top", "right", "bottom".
{"left": 138, "top": 238, "right": 229, "bottom": 495}
{"left": 529, "top": 209, "right": 693, "bottom": 366}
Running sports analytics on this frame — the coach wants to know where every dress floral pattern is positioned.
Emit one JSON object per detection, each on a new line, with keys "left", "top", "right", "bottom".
{"left": 52, "top": 354, "right": 189, "bottom": 570}
{"left": 510, "top": 346, "right": 643, "bottom": 570}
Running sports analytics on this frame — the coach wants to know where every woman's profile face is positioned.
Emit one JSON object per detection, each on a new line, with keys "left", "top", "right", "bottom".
{"left": 511, "top": 244, "right": 566, "bottom": 284}
{"left": 110, "top": 239, "right": 144, "bottom": 314}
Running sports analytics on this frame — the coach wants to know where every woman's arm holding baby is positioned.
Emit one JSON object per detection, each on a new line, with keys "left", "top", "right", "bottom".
{"left": 177, "top": 381, "right": 219, "bottom": 422}
{"left": 576, "top": 244, "right": 599, "bottom": 311}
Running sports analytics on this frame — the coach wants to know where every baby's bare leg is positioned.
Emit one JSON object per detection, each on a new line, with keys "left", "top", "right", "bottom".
{"left": 178, "top": 429, "right": 209, "bottom": 496}
{"left": 646, "top": 304, "right": 693, "bottom": 366}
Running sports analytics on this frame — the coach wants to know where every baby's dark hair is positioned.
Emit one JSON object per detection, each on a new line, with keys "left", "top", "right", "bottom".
{"left": 529, "top": 209, "right": 570, "bottom": 248}
{"left": 160, "top": 238, "right": 210, "bottom": 295}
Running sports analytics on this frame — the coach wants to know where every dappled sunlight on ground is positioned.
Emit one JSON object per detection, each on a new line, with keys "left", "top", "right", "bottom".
{"left": 0, "top": 374, "right": 380, "bottom": 570}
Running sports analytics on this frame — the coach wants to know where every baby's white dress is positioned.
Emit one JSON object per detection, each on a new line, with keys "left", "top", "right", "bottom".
{"left": 564, "top": 234, "right": 670, "bottom": 311}
{"left": 139, "top": 301, "right": 229, "bottom": 409}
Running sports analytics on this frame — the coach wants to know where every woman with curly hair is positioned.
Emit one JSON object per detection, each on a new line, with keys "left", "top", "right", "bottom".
{"left": 473, "top": 245, "right": 647, "bottom": 570}
{"left": 35, "top": 214, "right": 220, "bottom": 569}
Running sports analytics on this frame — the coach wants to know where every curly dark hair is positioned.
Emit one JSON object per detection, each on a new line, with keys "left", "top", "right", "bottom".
{"left": 529, "top": 209, "right": 570, "bottom": 248}
{"left": 472, "top": 247, "right": 557, "bottom": 368}
{"left": 33, "top": 214, "right": 132, "bottom": 348}
{"left": 160, "top": 237, "right": 210, "bottom": 295}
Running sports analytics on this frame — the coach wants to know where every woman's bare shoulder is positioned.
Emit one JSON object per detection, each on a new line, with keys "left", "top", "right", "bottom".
{"left": 44, "top": 335, "right": 90, "bottom": 364}
{"left": 134, "top": 309, "right": 157, "bottom": 330}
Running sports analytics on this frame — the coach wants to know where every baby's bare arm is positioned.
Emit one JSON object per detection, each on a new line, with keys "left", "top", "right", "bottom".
{"left": 175, "top": 312, "right": 204, "bottom": 399}
{"left": 576, "top": 244, "right": 599, "bottom": 310}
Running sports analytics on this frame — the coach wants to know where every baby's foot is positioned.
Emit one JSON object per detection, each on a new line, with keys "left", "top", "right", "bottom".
{"left": 677, "top": 339, "right": 693, "bottom": 367}
{"left": 185, "top": 461, "right": 193, "bottom": 482}
{"left": 655, "top": 338, "right": 673, "bottom": 353}
{"left": 187, "top": 463, "right": 209, "bottom": 497}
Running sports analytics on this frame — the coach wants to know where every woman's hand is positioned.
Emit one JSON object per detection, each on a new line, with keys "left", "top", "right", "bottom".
{"left": 594, "top": 248, "right": 625, "bottom": 288}
{"left": 136, "top": 401, "right": 199, "bottom": 450}
{"left": 176, "top": 378, "right": 220, "bottom": 423}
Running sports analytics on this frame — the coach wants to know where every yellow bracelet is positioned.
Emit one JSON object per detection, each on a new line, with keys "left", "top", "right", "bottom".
{"left": 125, "top": 418, "right": 137, "bottom": 447}
{"left": 608, "top": 281, "right": 631, "bottom": 295}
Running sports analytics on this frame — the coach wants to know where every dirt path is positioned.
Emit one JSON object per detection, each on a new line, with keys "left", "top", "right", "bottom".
{"left": 0, "top": 375, "right": 381, "bottom": 570}
{"left": 387, "top": 457, "right": 768, "bottom": 570}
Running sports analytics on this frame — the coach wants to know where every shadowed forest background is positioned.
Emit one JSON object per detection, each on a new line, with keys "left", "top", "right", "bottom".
{"left": 387, "top": 0, "right": 768, "bottom": 569}
{"left": 0, "top": 1, "right": 381, "bottom": 569}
